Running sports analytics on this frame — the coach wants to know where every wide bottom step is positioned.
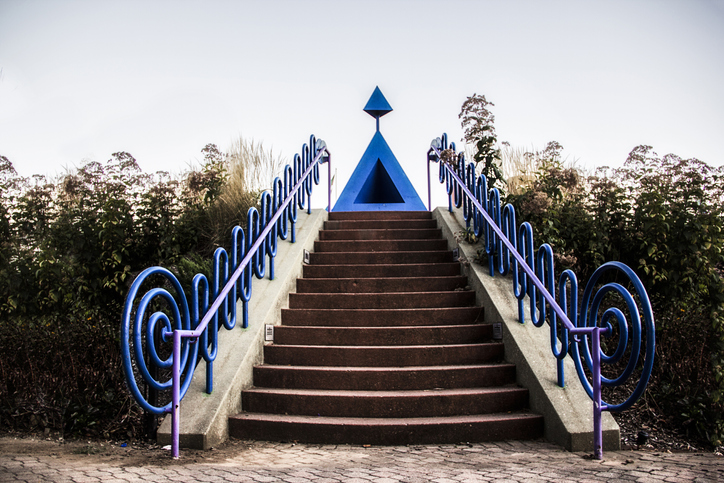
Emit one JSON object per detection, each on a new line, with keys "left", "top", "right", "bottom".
{"left": 229, "top": 412, "right": 544, "bottom": 445}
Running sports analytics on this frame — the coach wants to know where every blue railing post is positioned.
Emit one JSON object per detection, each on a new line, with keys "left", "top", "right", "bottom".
{"left": 592, "top": 326, "right": 603, "bottom": 460}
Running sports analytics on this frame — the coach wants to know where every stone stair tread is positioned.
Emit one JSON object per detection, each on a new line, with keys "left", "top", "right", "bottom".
{"left": 228, "top": 412, "right": 544, "bottom": 445}
{"left": 296, "top": 275, "right": 467, "bottom": 283}
{"left": 291, "top": 289, "right": 474, "bottom": 294}
{"left": 290, "top": 290, "right": 474, "bottom": 296}
{"left": 273, "top": 323, "right": 486, "bottom": 331}
{"left": 264, "top": 343, "right": 503, "bottom": 367}
{"left": 252, "top": 363, "right": 516, "bottom": 390}
{"left": 295, "top": 283, "right": 468, "bottom": 294}
{"left": 311, "top": 250, "right": 451, "bottom": 256}
{"left": 309, "top": 251, "right": 453, "bottom": 265}
{"left": 233, "top": 412, "right": 540, "bottom": 424}
{"left": 319, "top": 229, "right": 442, "bottom": 241}
{"left": 241, "top": 386, "right": 529, "bottom": 418}
{"left": 263, "top": 343, "right": 504, "bottom": 367}
{"left": 328, "top": 211, "right": 433, "bottom": 220}
{"left": 281, "top": 307, "right": 483, "bottom": 327}
{"left": 288, "top": 291, "right": 476, "bottom": 309}
{"left": 244, "top": 387, "right": 524, "bottom": 397}
{"left": 324, "top": 220, "right": 438, "bottom": 230}
{"left": 314, "top": 239, "right": 448, "bottom": 252}
{"left": 297, "top": 275, "right": 467, "bottom": 282}
{"left": 303, "top": 263, "right": 462, "bottom": 278}
{"left": 288, "top": 291, "right": 476, "bottom": 298}
{"left": 267, "top": 343, "right": 498, "bottom": 350}
{"left": 321, "top": 229, "right": 440, "bottom": 234}
{"left": 254, "top": 363, "right": 513, "bottom": 372}
{"left": 271, "top": 324, "right": 490, "bottom": 346}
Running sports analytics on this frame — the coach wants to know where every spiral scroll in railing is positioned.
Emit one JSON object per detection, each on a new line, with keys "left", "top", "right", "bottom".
{"left": 572, "top": 261, "right": 656, "bottom": 412}
{"left": 120, "top": 267, "right": 198, "bottom": 415}
{"left": 427, "top": 132, "right": 655, "bottom": 406}
{"left": 120, "top": 135, "right": 328, "bottom": 415}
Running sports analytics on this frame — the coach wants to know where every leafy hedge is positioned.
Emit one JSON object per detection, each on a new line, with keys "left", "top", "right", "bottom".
{"left": 0, "top": 145, "right": 252, "bottom": 439}
{"left": 457, "top": 93, "right": 724, "bottom": 446}
{"left": 505, "top": 143, "right": 724, "bottom": 446}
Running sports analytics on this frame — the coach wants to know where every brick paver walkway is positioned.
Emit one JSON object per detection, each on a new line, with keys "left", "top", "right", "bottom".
{"left": 1, "top": 440, "right": 721, "bottom": 482}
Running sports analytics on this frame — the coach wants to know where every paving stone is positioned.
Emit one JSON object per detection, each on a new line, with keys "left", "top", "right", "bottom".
{"left": 1, "top": 441, "right": 723, "bottom": 482}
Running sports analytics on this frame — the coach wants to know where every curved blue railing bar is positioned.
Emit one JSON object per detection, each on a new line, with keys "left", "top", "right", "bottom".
{"left": 427, "top": 133, "right": 655, "bottom": 459}
{"left": 121, "top": 135, "right": 331, "bottom": 458}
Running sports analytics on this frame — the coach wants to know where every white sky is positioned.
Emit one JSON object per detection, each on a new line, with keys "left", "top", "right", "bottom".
{"left": 1, "top": 0, "right": 722, "bottom": 209}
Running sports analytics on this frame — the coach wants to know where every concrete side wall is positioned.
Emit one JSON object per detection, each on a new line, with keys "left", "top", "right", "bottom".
{"left": 433, "top": 207, "right": 620, "bottom": 452}
{"left": 157, "top": 209, "right": 328, "bottom": 450}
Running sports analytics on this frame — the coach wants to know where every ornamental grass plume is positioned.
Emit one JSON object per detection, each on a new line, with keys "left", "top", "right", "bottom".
{"left": 203, "top": 136, "right": 286, "bottom": 251}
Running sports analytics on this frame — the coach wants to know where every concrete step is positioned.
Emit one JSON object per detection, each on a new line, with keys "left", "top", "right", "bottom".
{"left": 241, "top": 387, "right": 530, "bottom": 418}
{"left": 328, "top": 211, "right": 433, "bottom": 221}
{"left": 288, "top": 291, "right": 476, "bottom": 309}
{"left": 295, "top": 276, "right": 469, "bottom": 294}
{"left": 303, "top": 263, "right": 462, "bottom": 278}
{"left": 281, "top": 307, "right": 483, "bottom": 327}
{"left": 271, "top": 324, "right": 490, "bottom": 346}
{"left": 324, "top": 219, "right": 438, "bottom": 230}
{"left": 228, "top": 412, "right": 544, "bottom": 445}
{"left": 319, "top": 228, "right": 442, "bottom": 241}
{"left": 252, "top": 364, "right": 517, "bottom": 390}
{"left": 314, "top": 239, "right": 448, "bottom": 252}
{"left": 309, "top": 250, "right": 453, "bottom": 265}
{"left": 263, "top": 343, "right": 504, "bottom": 367}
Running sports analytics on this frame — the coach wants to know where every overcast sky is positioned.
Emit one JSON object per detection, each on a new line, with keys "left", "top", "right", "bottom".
{"left": 1, "top": 0, "right": 722, "bottom": 208}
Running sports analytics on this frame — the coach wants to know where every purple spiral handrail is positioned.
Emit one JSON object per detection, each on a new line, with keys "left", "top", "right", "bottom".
{"left": 427, "top": 133, "right": 655, "bottom": 459}
{"left": 121, "top": 135, "right": 331, "bottom": 458}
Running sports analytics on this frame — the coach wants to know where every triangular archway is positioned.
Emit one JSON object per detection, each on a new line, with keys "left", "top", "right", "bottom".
{"left": 355, "top": 160, "right": 404, "bottom": 204}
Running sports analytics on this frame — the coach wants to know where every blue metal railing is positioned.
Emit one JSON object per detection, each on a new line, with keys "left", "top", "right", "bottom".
{"left": 427, "top": 133, "right": 655, "bottom": 459}
{"left": 120, "top": 135, "right": 331, "bottom": 458}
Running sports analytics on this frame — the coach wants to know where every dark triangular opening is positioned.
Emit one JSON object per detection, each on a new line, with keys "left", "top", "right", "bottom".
{"left": 354, "top": 159, "right": 404, "bottom": 204}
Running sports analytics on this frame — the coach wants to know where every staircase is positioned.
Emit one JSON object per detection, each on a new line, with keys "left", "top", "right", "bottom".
{"left": 228, "top": 211, "right": 543, "bottom": 444}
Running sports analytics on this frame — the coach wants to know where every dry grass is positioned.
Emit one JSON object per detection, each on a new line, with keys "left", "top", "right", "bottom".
{"left": 205, "top": 136, "right": 287, "bottom": 247}
{"left": 464, "top": 142, "right": 582, "bottom": 195}
{"left": 500, "top": 144, "right": 539, "bottom": 195}
{"left": 225, "top": 136, "right": 286, "bottom": 195}
{"left": 463, "top": 143, "right": 539, "bottom": 194}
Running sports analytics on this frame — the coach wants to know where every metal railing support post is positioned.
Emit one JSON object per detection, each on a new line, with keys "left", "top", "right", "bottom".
{"left": 592, "top": 327, "right": 603, "bottom": 460}
{"left": 328, "top": 154, "right": 332, "bottom": 212}
{"left": 171, "top": 329, "right": 182, "bottom": 459}
{"left": 427, "top": 156, "right": 432, "bottom": 211}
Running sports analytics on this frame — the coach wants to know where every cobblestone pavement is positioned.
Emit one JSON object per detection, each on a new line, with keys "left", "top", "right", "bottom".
{"left": 1, "top": 439, "right": 722, "bottom": 482}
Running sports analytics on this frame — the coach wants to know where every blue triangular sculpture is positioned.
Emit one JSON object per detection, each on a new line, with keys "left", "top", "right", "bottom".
{"left": 332, "top": 88, "right": 426, "bottom": 212}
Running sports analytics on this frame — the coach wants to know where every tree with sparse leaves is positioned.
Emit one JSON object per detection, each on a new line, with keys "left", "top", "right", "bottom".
{"left": 459, "top": 94, "right": 505, "bottom": 192}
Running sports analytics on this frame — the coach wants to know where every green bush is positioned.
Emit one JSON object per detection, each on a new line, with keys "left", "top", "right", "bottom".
{"left": 456, "top": 91, "right": 724, "bottom": 445}
{"left": 0, "top": 142, "right": 267, "bottom": 439}
{"left": 507, "top": 144, "right": 724, "bottom": 446}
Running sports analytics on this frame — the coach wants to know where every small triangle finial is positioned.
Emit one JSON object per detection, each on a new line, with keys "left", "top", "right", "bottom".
{"left": 363, "top": 86, "right": 393, "bottom": 119}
